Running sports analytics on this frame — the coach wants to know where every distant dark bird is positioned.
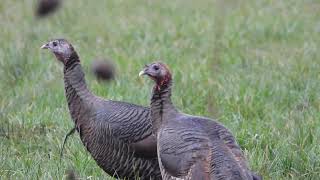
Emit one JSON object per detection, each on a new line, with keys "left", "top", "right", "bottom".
{"left": 35, "top": 0, "right": 61, "bottom": 17}
{"left": 65, "top": 169, "right": 78, "bottom": 180}
{"left": 41, "top": 39, "right": 161, "bottom": 180}
{"left": 140, "top": 62, "right": 261, "bottom": 180}
{"left": 91, "top": 59, "right": 115, "bottom": 82}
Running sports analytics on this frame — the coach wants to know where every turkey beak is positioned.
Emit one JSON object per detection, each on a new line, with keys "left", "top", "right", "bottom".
{"left": 139, "top": 70, "right": 146, "bottom": 77}
{"left": 139, "top": 66, "right": 150, "bottom": 76}
{"left": 40, "top": 43, "right": 50, "bottom": 49}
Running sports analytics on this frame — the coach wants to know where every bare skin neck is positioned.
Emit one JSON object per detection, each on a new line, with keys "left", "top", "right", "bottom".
{"left": 62, "top": 54, "right": 95, "bottom": 124}
{"left": 150, "top": 79, "right": 177, "bottom": 133}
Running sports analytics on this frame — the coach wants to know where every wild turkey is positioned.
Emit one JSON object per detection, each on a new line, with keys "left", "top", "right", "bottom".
{"left": 139, "top": 62, "right": 261, "bottom": 180}
{"left": 40, "top": 39, "right": 161, "bottom": 180}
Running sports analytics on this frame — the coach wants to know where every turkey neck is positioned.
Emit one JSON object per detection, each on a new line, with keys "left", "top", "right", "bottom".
{"left": 63, "top": 55, "right": 95, "bottom": 124}
{"left": 150, "top": 80, "right": 177, "bottom": 133}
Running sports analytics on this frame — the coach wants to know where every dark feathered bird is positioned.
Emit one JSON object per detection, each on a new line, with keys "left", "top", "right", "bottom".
{"left": 41, "top": 39, "right": 161, "bottom": 180}
{"left": 65, "top": 169, "right": 78, "bottom": 180}
{"left": 91, "top": 59, "right": 115, "bottom": 82}
{"left": 35, "top": 0, "right": 61, "bottom": 17}
{"left": 140, "top": 62, "right": 261, "bottom": 180}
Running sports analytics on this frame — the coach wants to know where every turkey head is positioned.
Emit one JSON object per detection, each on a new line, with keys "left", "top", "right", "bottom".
{"left": 139, "top": 62, "right": 172, "bottom": 90}
{"left": 41, "top": 39, "right": 79, "bottom": 65}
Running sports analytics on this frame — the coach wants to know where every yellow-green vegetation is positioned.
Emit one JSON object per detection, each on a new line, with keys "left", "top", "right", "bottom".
{"left": 0, "top": 0, "right": 319, "bottom": 179}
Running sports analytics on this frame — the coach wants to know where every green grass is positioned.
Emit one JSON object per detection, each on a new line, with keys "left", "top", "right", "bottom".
{"left": 0, "top": 0, "right": 319, "bottom": 179}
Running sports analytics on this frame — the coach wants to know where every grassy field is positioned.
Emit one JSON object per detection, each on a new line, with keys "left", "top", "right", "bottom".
{"left": 0, "top": 0, "right": 320, "bottom": 179}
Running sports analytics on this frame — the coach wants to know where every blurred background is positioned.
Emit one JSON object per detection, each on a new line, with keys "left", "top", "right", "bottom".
{"left": 0, "top": 0, "right": 320, "bottom": 179}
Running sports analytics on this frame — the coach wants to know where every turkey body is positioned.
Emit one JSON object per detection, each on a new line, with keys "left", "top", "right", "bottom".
{"left": 42, "top": 39, "right": 161, "bottom": 179}
{"left": 142, "top": 62, "right": 261, "bottom": 180}
{"left": 63, "top": 64, "right": 161, "bottom": 179}
{"left": 157, "top": 115, "right": 254, "bottom": 180}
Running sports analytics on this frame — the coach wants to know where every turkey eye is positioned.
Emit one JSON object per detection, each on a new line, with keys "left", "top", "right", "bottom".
{"left": 52, "top": 41, "right": 58, "bottom": 47}
{"left": 153, "top": 65, "right": 159, "bottom": 71}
